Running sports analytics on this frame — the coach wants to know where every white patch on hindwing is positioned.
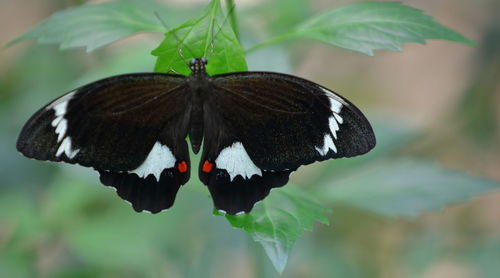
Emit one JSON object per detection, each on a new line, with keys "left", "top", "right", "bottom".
{"left": 48, "top": 91, "right": 80, "bottom": 159}
{"left": 130, "top": 142, "right": 176, "bottom": 181}
{"left": 218, "top": 209, "right": 227, "bottom": 214}
{"left": 215, "top": 142, "right": 262, "bottom": 181}
{"left": 315, "top": 87, "right": 344, "bottom": 156}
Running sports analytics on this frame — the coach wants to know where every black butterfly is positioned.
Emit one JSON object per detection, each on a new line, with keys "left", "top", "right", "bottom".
{"left": 17, "top": 57, "right": 375, "bottom": 215}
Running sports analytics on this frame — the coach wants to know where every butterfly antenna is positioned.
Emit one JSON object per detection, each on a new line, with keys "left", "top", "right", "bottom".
{"left": 154, "top": 12, "right": 198, "bottom": 64}
{"left": 206, "top": 2, "right": 238, "bottom": 58}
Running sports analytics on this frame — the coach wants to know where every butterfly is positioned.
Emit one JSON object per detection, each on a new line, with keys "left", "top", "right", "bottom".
{"left": 17, "top": 57, "right": 376, "bottom": 215}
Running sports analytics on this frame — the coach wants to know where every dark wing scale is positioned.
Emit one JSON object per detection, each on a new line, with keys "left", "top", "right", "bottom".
{"left": 17, "top": 108, "right": 63, "bottom": 161}
{"left": 198, "top": 103, "right": 293, "bottom": 214}
{"left": 99, "top": 166, "right": 188, "bottom": 213}
{"left": 202, "top": 169, "right": 292, "bottom": 214}
{"left": 198, "top": 72, "right": 375, "bottom": 214}
{"left": 17, "top": 73, "right": 191, "bottom": 213}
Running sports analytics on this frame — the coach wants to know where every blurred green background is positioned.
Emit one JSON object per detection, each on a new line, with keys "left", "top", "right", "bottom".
{"left": 1, "top": 0, "right": 499, "bottom": 277}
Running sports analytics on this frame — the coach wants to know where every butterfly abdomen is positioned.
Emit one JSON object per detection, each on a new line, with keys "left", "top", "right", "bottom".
{"left": 188, "top": 87, "right": 204, "bottom": 154}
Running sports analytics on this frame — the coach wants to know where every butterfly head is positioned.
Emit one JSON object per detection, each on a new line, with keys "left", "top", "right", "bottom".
{"left": 189, "top": 57, "right": 208, "bottom": 74}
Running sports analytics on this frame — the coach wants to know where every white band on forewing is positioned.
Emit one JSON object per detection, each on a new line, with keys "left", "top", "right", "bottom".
{"left": 315, "top": 87, "right": 344, "bottom": 156}
{"left": 49, "top": 91, "right": 80, "bottom": 159}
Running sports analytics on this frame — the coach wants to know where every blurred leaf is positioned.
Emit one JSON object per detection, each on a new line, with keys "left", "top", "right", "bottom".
{"left": 298, "top": 243, "right": 373, "bottom": 278}
{"left": 68, "top": 215, "right": 159, "bottom": 272}
{"left": 466, "top": 239, "right": 500, "bottom": 278}
{"left": 152, "top": 0, "right": 247, "bottom": 75}
{"left": 49, "top": 172, "right": 170, "bottom": 275}
{"left": 456, "top": 23, "right": 500, "bottom": 144}
{"left": 246, "top": 0, "right": 309, "bottom": 35}
{"left": 270, "top": 0, "right": 309, "bottom": 34}
{"left": 458, "top": 70, "right": 499, "bottom": 143}
{"left": 320, "top": 159, "right": 500, "bottom": 218}
{"left": 313, "top": 123, "right": 417, "bottom": 185}
{"left": 41, "top": 169, "right": 110, "bottom": 221}
{"left": 403, "top": 233, "right": 444, "bottom": 276}
{"left": 0, "top": 194, "right": 40, "bottom": 278}
{"left": 0, "top": 193, "right": 44, "bottom": 244}
{"left": 246, "top": 44, "right": 293, "bottom": 73}
{"left": 75, "top": 43, "right": 158, "bottom": 86}
{"left": 9, "top": 0, "right": 169, "bottom": 52}
{"left": 248, "top": 2, "right": 474, "bottom": 55}
{"left": 0, "top": 252, "right": 35, "bottom": 278}
{"left": 222, "top": 186, "right": 330, "bottom": 274}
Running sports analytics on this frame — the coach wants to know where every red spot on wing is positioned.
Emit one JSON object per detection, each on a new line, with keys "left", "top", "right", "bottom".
{"left": 202, "top": 160, "right": 214, "bottom": 173}
{"left": 177, "top": 161, "right": 188, "bottom": 173}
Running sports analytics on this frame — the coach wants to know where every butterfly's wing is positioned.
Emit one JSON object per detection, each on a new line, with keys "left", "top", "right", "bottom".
{"left": 17, "top": 73, "right": 192, "bottom": 213}
{"left": 199, "top": 72, "right": 375, "bottom": 214}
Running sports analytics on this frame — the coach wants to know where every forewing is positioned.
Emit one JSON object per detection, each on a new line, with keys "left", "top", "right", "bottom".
{"left": 210, "top": 72, "right": 376, "bottom": 170}
{"left": 17, "top": 73, "right": 192, "bottom": 213}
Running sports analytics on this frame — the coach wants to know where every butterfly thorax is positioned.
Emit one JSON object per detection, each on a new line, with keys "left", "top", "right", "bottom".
{"left": 188, "top": 57, "right": 208, "bottom": 75}
{"left": 186, "top": 57, "right": 212, "bottom": 93}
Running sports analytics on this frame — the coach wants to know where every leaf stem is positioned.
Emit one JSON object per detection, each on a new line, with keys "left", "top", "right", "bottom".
{"left": 244, "top": 31, "right": 302, "bottom": 53}
{"left": 225, "top": 0, "right": 240, "bottom": 41}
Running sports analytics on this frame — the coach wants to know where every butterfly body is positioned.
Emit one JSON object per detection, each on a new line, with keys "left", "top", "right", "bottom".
{"left": 17, "top": 57, "right": 375, "bottom": 215}
{"left": 186, "top": 58, "right": 212, "bottom": 154}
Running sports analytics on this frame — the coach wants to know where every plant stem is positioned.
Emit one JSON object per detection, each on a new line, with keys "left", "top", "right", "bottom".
{"left": 225, "top": 0, "right": 240, "bottom": 41}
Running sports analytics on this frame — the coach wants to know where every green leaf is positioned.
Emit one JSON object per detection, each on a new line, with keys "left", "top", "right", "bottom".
{"left": 151, "top": 0, "right": 247, "bottom": 75}
{"left": 248, "top": 2, "right": 474, "bottom": 55}
{"left": 247, "top": 0, "right": 310, "bottom": 35}
{"left": 297, "top": 1, "right": 474, "bottom": 55}
{"left": 222, "top": 186, "right": 330, "bottom": 274}
{"left": 8, "top": 0, "right": 170, "bottom": 52}
{"left": 320, "top": 159, "right": 499, "bottom": 218}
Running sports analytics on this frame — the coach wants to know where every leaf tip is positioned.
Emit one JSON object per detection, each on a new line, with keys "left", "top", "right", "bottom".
{"left": 461, "top": 37, "right": 477, "bottom": 46}
{"left": 5, "top": 37, "right": 21, "bottom": 49}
